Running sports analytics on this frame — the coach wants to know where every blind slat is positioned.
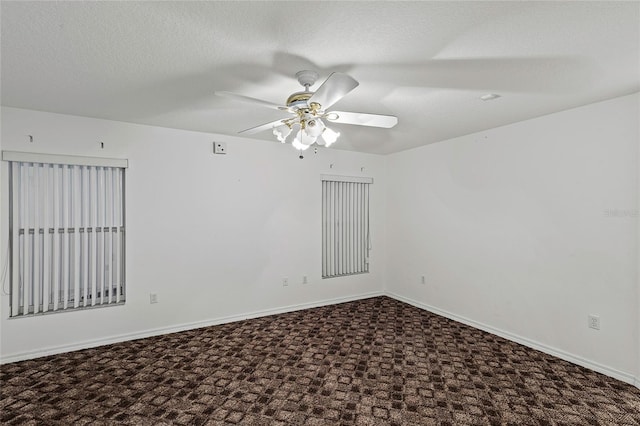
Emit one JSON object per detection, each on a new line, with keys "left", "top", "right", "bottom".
{"left": 52, "top": 165, "right": 61, "bottom": 312}
{"left": 62, "top": 166, "right": 70, "bottom": 310}
{"left": 33, "top": 165, "right": 41, "bottom": 314}
{"left": 73, "top": 165, "right": 81, "bottom": 308}
{"left": 22, "top": 164, "right": 30, "bottom": 315}
{"left": 356, "top": 184, "right": 360, "bottom": 273}
{"left": 350, "top": 183, "right": 354, "bottom": 274}
{"left": 321, "top": 181, "right": 326, "bottom": 278}
{"left": 42, "top": 165, "right": 50, "bottom": 313}
{"left": 105, "top": 167, "right": 112, "bottom": 304}
{"left": 11, "top": 164, "right": 20, "bottom": 317}
{"left": 81, "top": 166, "right": 88, "bottom": 307}
{"left": 97, "top": 168, "right": 104, "bottom": 305}
{"left": 90, "top": 166, "right": 97, "bottom": 307}
{"left": 329, "top": 181, "right": 335, "bottom": 277}
{"left": 338, "top": 181, "right": 342, "bottom": 275}
{"left": 112, "top": 169, "right": 119, "bottom": 303}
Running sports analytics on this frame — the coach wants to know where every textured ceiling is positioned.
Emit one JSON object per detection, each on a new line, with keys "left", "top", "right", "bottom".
{"left": 1, "top": 1, "right": 639, "bottom": 154}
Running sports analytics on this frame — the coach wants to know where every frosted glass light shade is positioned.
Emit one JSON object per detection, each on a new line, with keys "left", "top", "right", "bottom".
{"left": 320, "top": 127, "right": 340, "bottom": 147}
{"left": 285, "top": 123, "right": 301, "bottom": 144}
{"left": 305, "top": 118, "right": 325, "bottom": 138}
{"left": 292, "top": 137, "right": 311, "bottom": 151}
{"left": 273, "top": 124, "right": 291, "bottom": 143}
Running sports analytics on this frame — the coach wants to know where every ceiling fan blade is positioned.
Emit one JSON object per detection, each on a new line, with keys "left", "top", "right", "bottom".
{"left": 308, "top": 73, "right": 359, "bottom": 110}
{"left": 238, "top": 119, "right": 288, "bottom": 135}
{"left": 215, "top": 91, "right": 288, "bottom": 111}
{"left": 326, "top": 111, "right": 398, "bottom": 128}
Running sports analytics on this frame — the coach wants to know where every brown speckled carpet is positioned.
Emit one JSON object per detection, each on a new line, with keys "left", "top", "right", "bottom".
{"left": 1, "top": 296, "right": 639, "bottom": 425}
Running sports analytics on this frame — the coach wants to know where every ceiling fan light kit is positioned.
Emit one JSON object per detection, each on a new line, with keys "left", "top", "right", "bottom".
{"left": 216, "top": 70, "right": 398, "bottom": 156}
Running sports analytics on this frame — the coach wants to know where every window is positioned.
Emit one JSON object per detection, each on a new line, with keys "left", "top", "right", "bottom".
{"left": 321, "top": 175, "right": 372, "bottom": 278}
{"left": 3, "top": 151, "right": 127, "bottom": 318}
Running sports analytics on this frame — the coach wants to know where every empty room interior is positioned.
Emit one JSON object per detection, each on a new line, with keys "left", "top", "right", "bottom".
{"left": 1, "top": 1, "right": 639, "bottom": 425}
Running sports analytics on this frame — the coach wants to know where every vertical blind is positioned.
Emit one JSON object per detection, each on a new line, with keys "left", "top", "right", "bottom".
{"left": 321, "top": 175, "right": 372, "bottom": 279}
{"left": 4, "top": 151, "right": 127, "bottom": 318}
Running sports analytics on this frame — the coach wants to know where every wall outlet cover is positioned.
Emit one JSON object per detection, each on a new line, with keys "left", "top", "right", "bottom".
{"left": 588, "top": 314, "right": 600, "bottom": 330}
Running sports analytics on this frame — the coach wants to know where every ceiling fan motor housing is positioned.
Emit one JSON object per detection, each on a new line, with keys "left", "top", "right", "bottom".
{"left": 295, "top": 70, "right": 319, "bottom": 88}
{"left": 286, "top": 92, "right": 313, "bottom": 109}
{"left": 287, "top": 70, "right": 321, "bottom": 109}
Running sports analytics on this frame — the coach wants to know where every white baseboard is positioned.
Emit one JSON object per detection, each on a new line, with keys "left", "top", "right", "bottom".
{"left": 386, "top": 292, "right": 639, "bottom": 388}
{"left": 3, "top": 289, "right": 639, "bottom": 391}
{"left": 0, "top": 291, "right": 384, "bottom": 364}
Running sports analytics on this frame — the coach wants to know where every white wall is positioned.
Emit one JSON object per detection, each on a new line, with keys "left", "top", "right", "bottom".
{"left": 637, "top": 93, "right": 640, "bottom": 387}
{"left": 386, "top": 93, "right": 639, "bottom": 384}
{"left": 2, "top": 94, "right": 638, "bottom": 389}
{"left": 0, "top": 107, "right": 387, "bottom": 362}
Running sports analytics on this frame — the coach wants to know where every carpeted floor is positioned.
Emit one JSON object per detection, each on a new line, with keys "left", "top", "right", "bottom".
{"left": 1, "top": 296, "right": 639, "bottom": 425}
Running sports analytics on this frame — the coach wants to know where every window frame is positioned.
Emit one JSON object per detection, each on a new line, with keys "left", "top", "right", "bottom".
{"left": 321, "top": 174, "right": 372, "bottom": 279}
{"left": 3, "top": 151, "right": 128, "bottom": 318}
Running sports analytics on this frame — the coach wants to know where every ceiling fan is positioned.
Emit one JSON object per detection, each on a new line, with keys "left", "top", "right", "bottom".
{"left": 216, "top": 70, "right": 398, "bottom": 153}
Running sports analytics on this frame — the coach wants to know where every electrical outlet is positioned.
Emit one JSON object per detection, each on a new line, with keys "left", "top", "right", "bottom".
{"left": 302, "top": 275, "right": 308, "bottom": 285}
{"left": 150, "top": 293, "right": 158, "bottom": 304}
{"left": 213, "top": 142, "right": 227, "bottom": 154}
{"left": 282, "top": 277, "right": 289, "bottom": 287}
{"left": 421, "top": 275, "right": 426, "bottom": 285}
{"left": 588, "top": 314, "right": 600, "bottom": 330}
